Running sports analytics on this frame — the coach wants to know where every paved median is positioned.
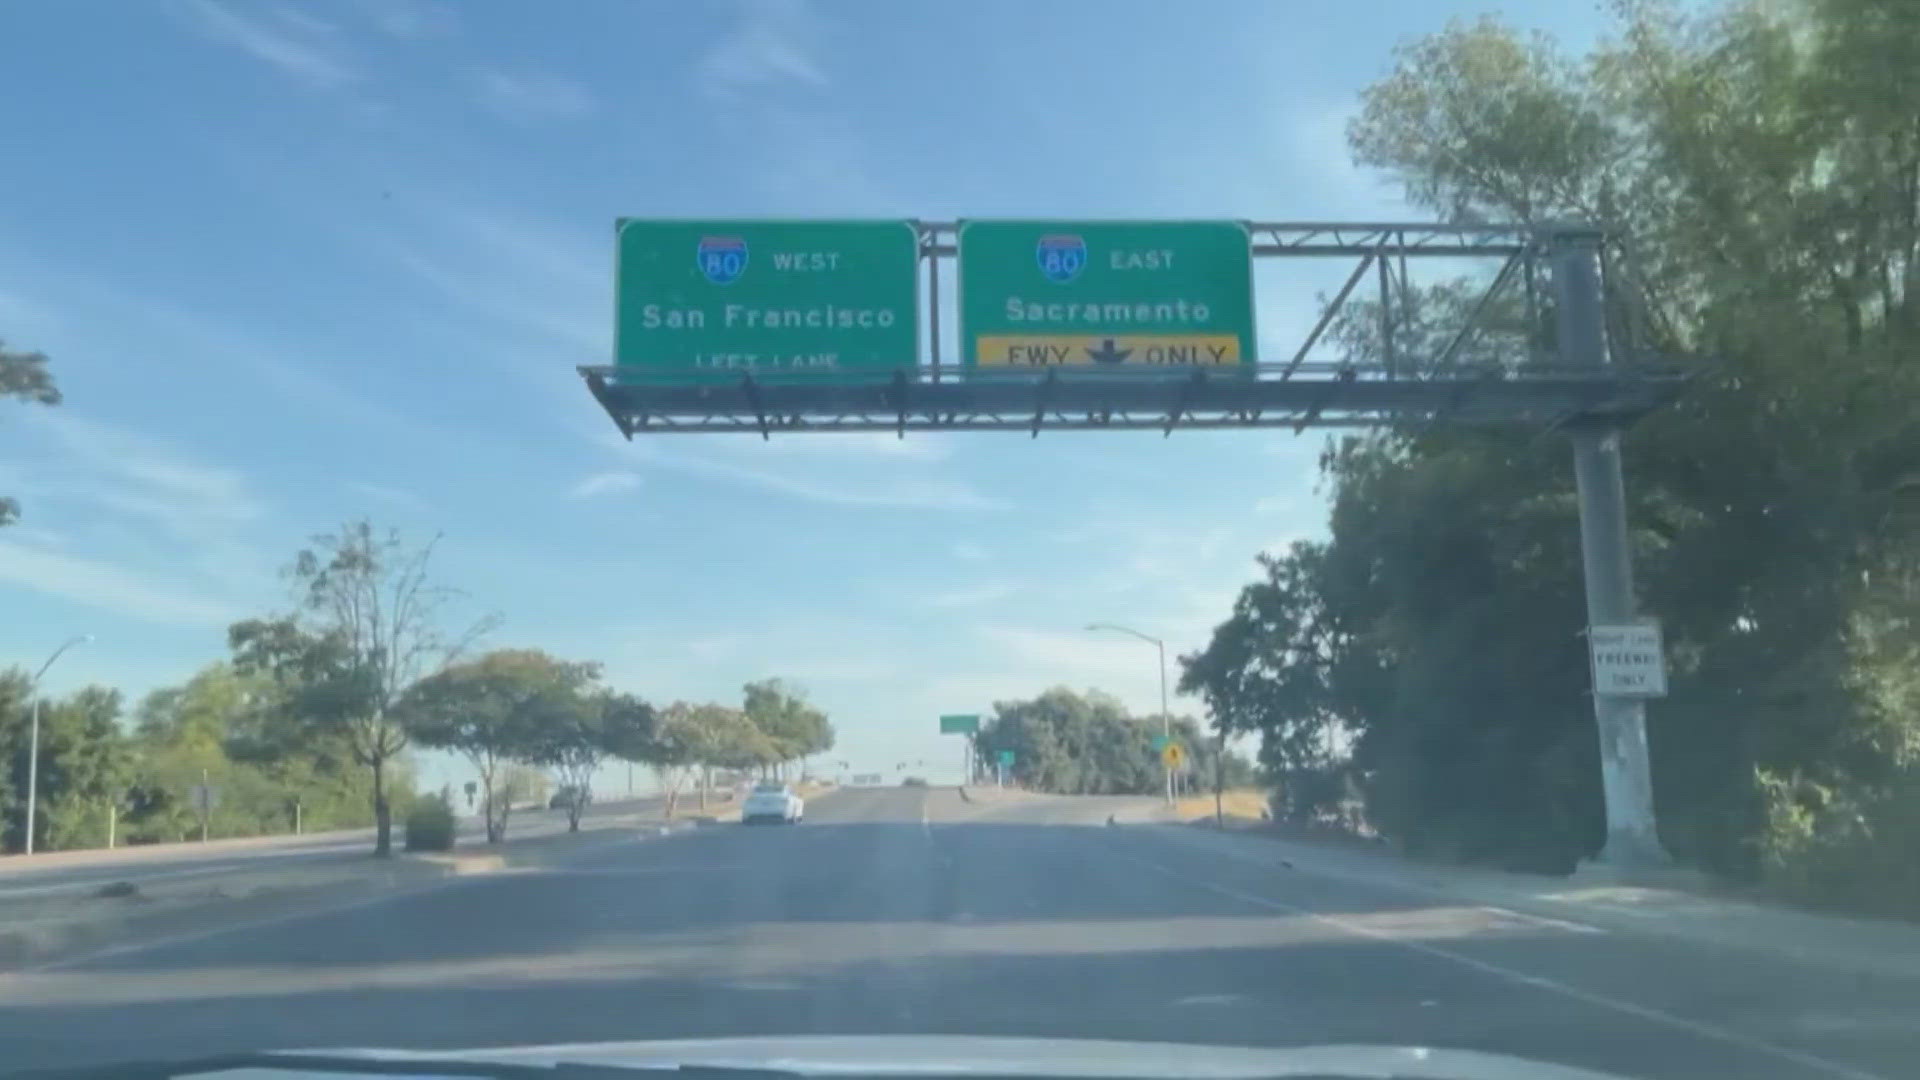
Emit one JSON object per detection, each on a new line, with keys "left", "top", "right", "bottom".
{"left": 0, "top": 812, "right": 694, "bottom": 969}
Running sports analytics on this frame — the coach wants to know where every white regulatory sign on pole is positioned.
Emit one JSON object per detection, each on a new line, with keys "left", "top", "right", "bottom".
{"left": 1588, "top": 623, "right": 1668, "bottom": 697}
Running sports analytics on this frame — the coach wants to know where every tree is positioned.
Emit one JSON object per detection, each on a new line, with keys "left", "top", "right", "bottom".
{"left": 1183, "top": 0, "right": 1920, "bottom": 882}
{"left": 532, "top": 689, "right": 655, "bottom": 832}
{"left": 646, "top": 702, "right": 703, "bottom": 819}
{"left": 642, "top": 701, "right": 763, "bottom": 817}
{"left": 973, "top": 688, "right": 1177, "bottom": 796}
{"left": 1, "top": 336, "right": 59, "bottom": 529}
{"left": 742, "top": 679, "right": 833, "bottom": 776}
{"left": 31, "top": 687, "right": 130, "bottom": 851}
{"left": 690, "top": 704, "right": 772, "bottom": 807}
{"left": 116, "top": 662, "right": 393, "bottom": 846}
{"left": 400, "top": 649, "right": 597, "bottom": 843}
{"left": 1, "top": 675, "right": 127, "bottom": 853}
{"left": 232, "top": 521, "right": 494, "bottom": 856}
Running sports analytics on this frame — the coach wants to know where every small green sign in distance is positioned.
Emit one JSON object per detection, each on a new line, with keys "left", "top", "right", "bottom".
{"left": 614, "top": 219, "right": 920, "bottom": 383}
{"left": 998, "top": 749, "right": 1015, "bottom": 766}
{"left": 958, "top": 220, "right": 1256, "bottom": 370}
{"left": 939, "top": 714, "right": 981, "bottom": 734}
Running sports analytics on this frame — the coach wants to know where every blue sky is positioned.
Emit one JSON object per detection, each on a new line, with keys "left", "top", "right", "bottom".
{"left": 0, "top": 0, "right": 1620, "bottom": 792}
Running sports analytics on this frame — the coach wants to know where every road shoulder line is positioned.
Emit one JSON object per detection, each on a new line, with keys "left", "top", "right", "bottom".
{"left": 1113, "top": 841, "right": 1888, "bottom": 1080}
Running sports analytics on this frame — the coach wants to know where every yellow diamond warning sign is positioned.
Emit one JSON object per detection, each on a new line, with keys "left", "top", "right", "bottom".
{"left": 973, "top": 335, "right": 1242, "bottom": 367}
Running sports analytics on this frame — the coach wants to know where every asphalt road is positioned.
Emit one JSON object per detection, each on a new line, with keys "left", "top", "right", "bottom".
{"left": 0, "top": 786, "right": 1915, "bottom": 1079}
{"left": 0, "top": 797, "right": 668, "bottom": 900}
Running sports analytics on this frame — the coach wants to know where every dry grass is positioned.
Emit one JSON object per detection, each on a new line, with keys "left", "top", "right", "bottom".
{"left": 1174, "top": 788, "right": 1270, "bottom": 823}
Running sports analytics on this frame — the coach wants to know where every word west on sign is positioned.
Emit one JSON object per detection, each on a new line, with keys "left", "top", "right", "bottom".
{"left": 1587, "top": 623, "right": 1669, "bottom": 698}
{"left": 958, "top": 220, "right": 1256, "bottom": 370}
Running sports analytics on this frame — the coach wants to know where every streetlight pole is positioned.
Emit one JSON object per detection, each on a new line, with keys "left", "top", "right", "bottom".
{"left": 1087, "top": 623, "right": 1172, "bottom": 804}
{"left": 24, "top": 634, "right": 92, "bottom": 856}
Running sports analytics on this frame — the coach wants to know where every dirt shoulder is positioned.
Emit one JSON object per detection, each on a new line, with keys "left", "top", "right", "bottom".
{"left": 1152, "top": 819, "right": 1920, "bottom": 980}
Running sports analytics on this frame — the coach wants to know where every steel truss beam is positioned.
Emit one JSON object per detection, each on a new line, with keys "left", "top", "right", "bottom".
{"left": 582, "top": 221, "right": 1685, "bottom": 438}
{"left": 581, "top": 361, "right": 1686, "bottom": 436}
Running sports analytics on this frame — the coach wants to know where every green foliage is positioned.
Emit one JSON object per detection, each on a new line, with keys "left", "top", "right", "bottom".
{"left": 0, "top": 520, "right": 677, "bottom": 856}
{"left": 233, "top": 521, "right": 496, "bottom": 856}
{"left": 1, "top": 673, "right": 128, "bottom": 852}
{"left": 972, "top": 688, "right": 1242, "bottom": 796}
{"left": 1185, "top": 0, "right": 1920, "bottom": 894}
{"left": 742, "top": 679, "right": 834, "bottom": 766}
{"left": 0, "top": 336, "right": 60, "bottom": 528}
{"left": 531, "top": 690, "right": 655, "bottom": 831}
{"left": 118, "top": 663, "right": 398, "bottom": 847}
{"left": 403, "top": 794, "right": 457, "bottom": 852}
{"left": 1754, "top": 765, "right": 1920, "bottom": 920}
{"left": 399, "top": 649, "right": 599, "bottom": 843}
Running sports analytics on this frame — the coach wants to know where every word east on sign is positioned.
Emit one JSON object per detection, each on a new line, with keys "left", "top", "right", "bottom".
{"left": 958, "top": 220, "right": 1256, "bottom": 369}
{"left": 614, "top": 220, "right": 920, "bottom": 383}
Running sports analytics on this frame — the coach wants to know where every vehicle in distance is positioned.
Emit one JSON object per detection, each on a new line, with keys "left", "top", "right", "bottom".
{"left": 549, "top": 785, "right": 591, "bottom": 811}
{"left": 901, "top": 776, "right": 928, "bottom": 787}
{"left": 741, "top": 781, "right": 804, "bottom": 825}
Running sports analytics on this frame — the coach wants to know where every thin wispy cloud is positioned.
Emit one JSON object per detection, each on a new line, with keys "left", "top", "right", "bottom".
{"left": 568, "top": 471, "right": 642, "bottom": 499}
{"left": 981, "top": 626, "right": 1169, "bottom": 685}
{"left": 376, "top": 204, "right": 609, "bottom": 372}
{"left": 924, "top": 582, "right": 1017, "bottom": 610}
{"left": 344, "top": 480, "right": 426, "bottom": 509}
{"left": 616, "top": 439, "right": 1003, "bottom": 512}
{"left": 169, "top": 0, "right": 361, "bottom": 89}
{"left": 9, "top": 412, "right": 278, "bottom": 602}
{"left": 2, "top": 247, "right": 420, "bottom": 443}
{"left": 705, "top": 432, "right": 953, "bottom": 465}
{"left": 690, "top": 0, "right": 897, "bottom": 210}
{"left": 687, "top": 634, "right": 744, "bottom": 663}
{"left": 24, "top": 413, "right": 262, "bottom": 539}
{"left": 698, "top": 0, "right": 829, "bottom": 104}
{"left": 475, "top": 70, "right": 596, "bottom": 123}
{"left": 354, "top": 0, "right": 457, "bottom": 38}
{"left": 0, "top": 539, "right": 246, "bottom": 627}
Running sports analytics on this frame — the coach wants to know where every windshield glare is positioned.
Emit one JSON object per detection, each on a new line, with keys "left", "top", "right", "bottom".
{"left": 3, "top": 2, "right": 1917, "bottom": 1079}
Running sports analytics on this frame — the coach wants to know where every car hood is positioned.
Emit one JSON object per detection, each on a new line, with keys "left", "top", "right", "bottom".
{"left": 299, "top": 1034, "right": 1643, "bottom": 1079}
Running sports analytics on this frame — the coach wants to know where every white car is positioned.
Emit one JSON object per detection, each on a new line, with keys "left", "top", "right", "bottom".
{"left": 741, "top": 781, "right": 804, "bottom": 825}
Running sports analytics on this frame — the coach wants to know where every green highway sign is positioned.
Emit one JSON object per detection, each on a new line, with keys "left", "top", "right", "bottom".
{"left": 997, "top": 749, "right": 1015, "bottom": 766}
{"left": 614, "top": 219, "right": 920, "bottom": 382}
{"left": 939, "top": 713, "right": 981, "bottom": 734}
{"left": 958, "top": 220, "right": 1255, "bottom": 369}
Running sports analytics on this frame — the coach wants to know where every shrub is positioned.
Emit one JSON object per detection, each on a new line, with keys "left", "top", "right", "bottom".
{"left": 404, "top": 795, "right": 457, "bottom": 852}
{"left": 1755, "top": 766, "right": 1920, "bottom": 919}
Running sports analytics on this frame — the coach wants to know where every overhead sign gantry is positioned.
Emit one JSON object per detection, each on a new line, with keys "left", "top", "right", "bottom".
{"left": 584, "top": 220, "right": 1683, "bottom": 438}
{"left": 578, "top": 217, "right": 1689, "bottom": 871}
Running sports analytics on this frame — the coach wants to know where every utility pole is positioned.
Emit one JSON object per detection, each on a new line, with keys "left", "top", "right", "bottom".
{"left": 1214, "top": 729, "right": 1226, "bottom": 829}
{"left": 1087, "top": 623, "right": 1173, "bottom": 804}
{"left": 24, "top": 634, "right": 92, "bottom": 856}
{"left": 1554, "top": 225, "right": 1670, "bottom": 868}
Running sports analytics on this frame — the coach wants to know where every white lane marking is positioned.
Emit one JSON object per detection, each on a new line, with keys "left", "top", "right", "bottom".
{"left": 1173, "top": 993, "right": 1246, "bottom": 1007}
{"left": 1119, "top": 851, "right": 1889, "bottom": 1080}
{"left": 1477, "top": 905, "right": 1605, "bottom": 935}
{"left": 512, "top": 864, "right": 749, "bottom": 878}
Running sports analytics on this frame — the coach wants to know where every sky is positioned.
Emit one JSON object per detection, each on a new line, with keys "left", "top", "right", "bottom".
{"left": 0, "top": 0, "right": 1624, "bottom": 794}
